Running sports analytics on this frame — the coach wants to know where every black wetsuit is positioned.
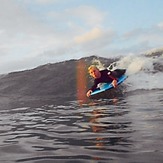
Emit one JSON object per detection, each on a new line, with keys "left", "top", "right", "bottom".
{"left": 90, "top": 69, "right": 126, "bottom": 92}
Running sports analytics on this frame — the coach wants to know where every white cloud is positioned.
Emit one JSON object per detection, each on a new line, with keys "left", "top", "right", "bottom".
{"left": 47, "top": 5, "right": 105, "bottom": 32}
{"left": 0, "top": 0, "right": 63, "bottom": 56}
{"left": 157, "top": 22, "right": 163, "bottom": 29}
{"left": 73, "top": 28, "right": 116, "bottom": 56}
{"left": 0, "top": 1, "right": 35, "bottom": 33}
{"left": 121, "top": 24, "right": 163, "bottom": 53}
{"left": 66, "top": 5, "right": 105, "bottom": 27}
{"left": 74, "top": 27, "right": 103, "bottom": 43}
{"left": 20, "top": 0, "right": 60, "bottom": 5}
{"left": 34, "top": 0, "right": 59, "bottom": 4}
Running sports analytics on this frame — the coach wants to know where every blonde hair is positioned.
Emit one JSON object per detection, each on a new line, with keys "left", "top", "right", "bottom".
{"left": 88, "top": 65, "right": 98, "bottom": 73}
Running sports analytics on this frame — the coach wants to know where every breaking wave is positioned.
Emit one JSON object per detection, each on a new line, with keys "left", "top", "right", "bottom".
{"left": 93, "top": 54, "right": 163, "bottom": 92}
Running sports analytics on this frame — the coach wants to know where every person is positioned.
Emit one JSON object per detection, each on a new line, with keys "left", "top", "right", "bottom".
{"left": 86, "top": 65, "right": 126, "bottom": 97}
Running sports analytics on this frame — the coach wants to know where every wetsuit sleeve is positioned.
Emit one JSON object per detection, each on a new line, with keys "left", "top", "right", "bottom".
{"left": 89, "top": 80, "right": 98, "bottom": 92}
{"left": 107, "top": 71, "right": 117, "bottom": 80}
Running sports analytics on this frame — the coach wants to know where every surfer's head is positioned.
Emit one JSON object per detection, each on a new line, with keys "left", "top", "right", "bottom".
{"left": 88, "top": 65, "right": 101, "bottom": 78}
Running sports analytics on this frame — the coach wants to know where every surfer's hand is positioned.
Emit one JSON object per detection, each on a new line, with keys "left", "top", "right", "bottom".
{"left": 86, "top": 90, "right": 92, "bottom": 97}
{"left": 112, "top": 79, "right": 117, "bottom": 88}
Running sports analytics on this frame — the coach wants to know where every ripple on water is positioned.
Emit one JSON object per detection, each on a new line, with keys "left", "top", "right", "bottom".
{"left": 0, "top": 91, "right": 162, "bottom": 163}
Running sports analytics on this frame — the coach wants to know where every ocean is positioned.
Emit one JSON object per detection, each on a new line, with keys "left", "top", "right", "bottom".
{"left": 0, "top": 54, "right": 162, "bottom": 163}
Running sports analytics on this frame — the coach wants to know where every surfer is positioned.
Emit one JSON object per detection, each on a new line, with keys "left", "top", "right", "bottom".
{"left": 86, "top": 65, "right": 126, "bottom": 97}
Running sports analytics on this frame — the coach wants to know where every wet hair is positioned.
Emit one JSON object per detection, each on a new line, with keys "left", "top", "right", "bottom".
{"left": 88, "top": 65, "right": 98, "bottom": 73}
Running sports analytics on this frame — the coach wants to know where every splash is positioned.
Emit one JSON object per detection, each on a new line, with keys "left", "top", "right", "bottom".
{"left": 126, "top": 71, "right": 163, "bottom": 91}
{"left": 115, "top": 55, "right": 154, "bottom": 75}
{"left": 91, "top": 58, "right": 105, "bottom": 70}
{"left": 116, "top": 54, "right": 163, "bottom": 91}
{"left": 105, "top": 54, "right": 163, "bottom": 91}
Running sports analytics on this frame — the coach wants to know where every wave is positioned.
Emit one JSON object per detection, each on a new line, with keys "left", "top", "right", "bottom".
{"left": 91, "top": 52, "right": 163, "bottom": 93}
{"left": 0, "top": 52, "right": 162, "bottom": 102}
{"left": 107, "top": 54, "right": 163, "bottom": 92}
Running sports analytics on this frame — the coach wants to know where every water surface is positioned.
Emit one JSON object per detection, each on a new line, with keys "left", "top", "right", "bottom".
{"left": 0, "top": 90, "right": 162, "bottom": 163}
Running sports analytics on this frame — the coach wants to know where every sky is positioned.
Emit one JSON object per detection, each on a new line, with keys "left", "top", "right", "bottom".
{"left": 0, "top": 0, "right": 163, "bottom": 74}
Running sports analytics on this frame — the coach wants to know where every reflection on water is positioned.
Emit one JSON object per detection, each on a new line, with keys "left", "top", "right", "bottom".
{"left": 86, "top": 99, "right": 132, "bottom": 156}
{"left": 0, "top": 90, "right": 162, "bottom": 163}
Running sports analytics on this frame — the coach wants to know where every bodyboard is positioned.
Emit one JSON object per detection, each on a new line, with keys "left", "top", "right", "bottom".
{"left": 90, "top": 75, "right": 127, "bottom": 96}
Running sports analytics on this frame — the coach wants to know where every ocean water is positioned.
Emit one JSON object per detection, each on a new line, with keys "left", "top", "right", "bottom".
{"left": 0, "top": 54, "right": 163, "bottom": 163}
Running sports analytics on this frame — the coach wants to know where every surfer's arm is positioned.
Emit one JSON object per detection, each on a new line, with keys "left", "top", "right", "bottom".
{"left": 107, "top": 71, "right": 118, "bottom": 88}
{"left": 112, "top": 79, "right": 117, "bottom": 88}
{"left": 86, "top": 81, "right": 98, "bottom": 97}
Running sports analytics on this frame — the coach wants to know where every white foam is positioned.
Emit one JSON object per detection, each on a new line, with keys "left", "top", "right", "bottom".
{"left": 108, "top": 54, "right": 163, "bottom": 91}
{"left": 116, "top": 55, "right": 154, "bottom": 75}
{"left": 91, "top": 58, "right": 105, "bottom": 70}
{"left": 126, "top": 72, "right": 163, "bottom": 91}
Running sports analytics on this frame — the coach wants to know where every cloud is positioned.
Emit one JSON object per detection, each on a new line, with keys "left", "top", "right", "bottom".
{"left": 157, "top": 22, "right": 163, "bottom": 30}
{"left": 72, "top": 27, "right": 116, "bottom": 57}
{"left": 74, "top": 27, "right": 103, "bottom": 43}
{"left": 67, "top": 5, "right": 105, "bottom": 27}
{"left": 21, "top": 0, "right": 60, "bottom": 5}
{"left": 0, "top": 55, "right": 47, "bottom": 74}
{"left": 34, "top": 0, "right": 59, "bottom": 4}
{"left": 0, "top": 0, "right": 62, "bottom": 60}
{"left": 47, "top": 5, "right": 105, "bottom": 30}
{"left": 0, "top": 1, "right": 38, "bottom": 34}
{"left": 121, "top": 24, "right": 163, "bottom": 53}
